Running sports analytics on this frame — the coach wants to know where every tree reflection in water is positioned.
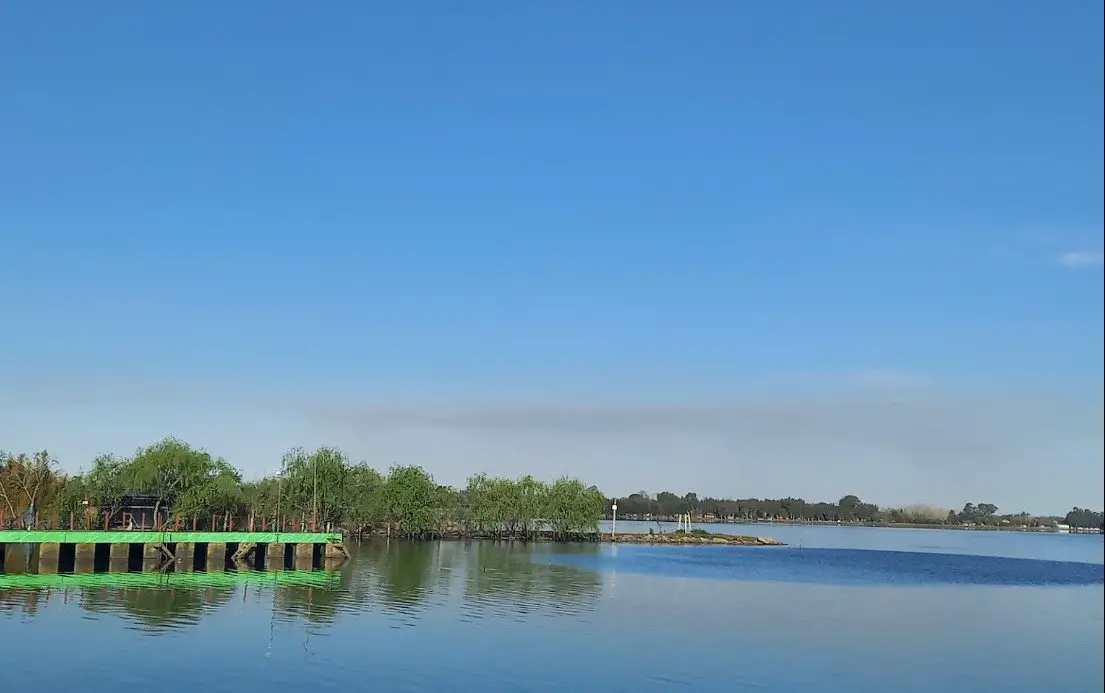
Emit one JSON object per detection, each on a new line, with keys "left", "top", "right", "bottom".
{"left": 463, "top": 542, "right": 603, "bottom": 620}
{"left": 80, "top": 584, "right": 236, "bottom": 632}
{"left": 1, "top": 541, "right": 605, "bottom": 631}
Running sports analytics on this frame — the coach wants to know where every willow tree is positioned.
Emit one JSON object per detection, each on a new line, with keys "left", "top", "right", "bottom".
{"left": 174, "top": 459, "right": 245, "bottom": 520}
{"left": 80, "top": 454, "right": 131, "bottom": 509}
{"left": 466, "top": 473, "right": 509, "bottom": 537}
{"left": 343, "top": 462, "right": 386, "bottom": 534}
{"left": 544, "top": 477, "right": 605, "bottom": 538}
{"left": 513, "top": 474, "right": 547, "bottom": 539}
{"left": 278, "top": 446, "right": 348, "bottom": 528}
{"left": 381, "top": 465, "right": 438, "bottom": 537}
{"left": 128, "top": 438, "right": 227, "bottom": 518}
{"left": 0, "top": 451, "right": 63, "bottom": 521}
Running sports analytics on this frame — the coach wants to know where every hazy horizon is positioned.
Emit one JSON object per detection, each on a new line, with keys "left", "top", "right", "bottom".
{"left": 2, "top": 373, "right": 1100, "bottom": 516}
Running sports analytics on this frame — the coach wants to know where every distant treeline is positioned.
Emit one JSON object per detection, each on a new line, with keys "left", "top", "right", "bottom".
{"left": 2, "top": 441, "right": 1100, "bottom": 536}
{"left": 608, "top": 492, "right": 1104, "bottom": 530}
{"left": 0, "top": 439, "right": 605, "bottom": 539}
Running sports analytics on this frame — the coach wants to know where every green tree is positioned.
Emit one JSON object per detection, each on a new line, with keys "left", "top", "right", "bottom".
{"left": 0, "top": 450, "right": 62, "bottom": 521}
{"left": 514, "top": 474, "right": 547, "bottom": 539}
{"left": 174, "top": 459, "right": 244, "bottom": 520}
{"left": 344, "top": 462, "right": 386, "bottom": 533}
{"left": 381, "top": 465, "right": 438, "bottom": 537}
{"left": 545, "top": 477, "right": 605, "bottom": 538}
{"left": 279, "top": 446, "right": 349, "bottom": 528}
{"left": 128, "top": 438, "right": 222, "bottom": 517}
{"left": 82, "top": 454, "right": 131, "bottom": 508}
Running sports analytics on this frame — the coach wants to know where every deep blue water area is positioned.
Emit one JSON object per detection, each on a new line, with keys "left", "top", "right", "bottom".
{"left": 537, "top": 543, "right": 1105, "bottom": 586}
{"left": 2, "top": 525, "right": 1102, "bottom": 693}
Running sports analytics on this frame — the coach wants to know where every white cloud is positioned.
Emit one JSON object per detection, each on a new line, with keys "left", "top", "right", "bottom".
{"left": 1054, "top": 251, "right": 1104, "bottom": 269}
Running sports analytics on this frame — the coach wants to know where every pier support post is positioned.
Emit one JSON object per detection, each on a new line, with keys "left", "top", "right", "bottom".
{"left": 294, "top": 543, "right": 313, "bottom": 570}
{"left": 324, "top": 542, "right": 348, "bottom": 560}
{"left": 2, "top": 543, "right": 27, "bottom": 573}
{"left": 75, "top": 543, "right": 96, "bottom": 565}
{"left": 266, "top": 543, "right": 285, "bottom": 570}
{"left": 143, "top": 543, "right": 163, "bottom": 563}
{"left": 207, "top": 543, "right": 227, "bottom": 571}
{"left": 109, "top": 543, "right": 129, "bottom": 570}
{"left": 38, "top": 543, "right": 60, "bottom": 574}
{"left": 175, "top": 543, "right": 194, "bottom": 571}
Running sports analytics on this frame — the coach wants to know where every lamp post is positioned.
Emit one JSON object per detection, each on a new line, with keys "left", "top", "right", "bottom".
{"left": 611, "top": 500, "right": 618, "bottom": 540}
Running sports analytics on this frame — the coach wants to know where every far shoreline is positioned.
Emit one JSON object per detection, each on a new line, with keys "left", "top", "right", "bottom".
{"left": 341, "top": 529, "right": 786, "bottom": 546}
{"left": 607, "top": 519, "right": 1103, "bottom": 534}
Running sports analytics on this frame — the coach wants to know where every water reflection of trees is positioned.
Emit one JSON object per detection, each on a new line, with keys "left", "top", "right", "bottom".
{"left": 276, "top": 539, "right": 603, "bottom": 621}
{"left": 3, "top": 541, "right": 605, "bottom": 629}
{"left": 271, "top": 540, "right": 452, "bottom": 623}
{"left": 463, "top": 542, "right": 602, "bottom": 618}
{"left": 80, "top": 585, "right": 236, "bottom": 632}
{"left": 0, "top": 589, "right": 47, "bottom": 618}
{"left": 271, "top": 570, "right": 350, "bottom": 626}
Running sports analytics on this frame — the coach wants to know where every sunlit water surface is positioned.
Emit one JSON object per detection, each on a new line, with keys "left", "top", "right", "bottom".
{"left": 2, "top": 523, "right": 1102, "bottom": 692}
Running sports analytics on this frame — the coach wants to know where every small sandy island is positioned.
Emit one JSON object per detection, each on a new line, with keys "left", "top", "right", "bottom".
{"left": 603, "top": 530, "right": 785, "bottom": 546}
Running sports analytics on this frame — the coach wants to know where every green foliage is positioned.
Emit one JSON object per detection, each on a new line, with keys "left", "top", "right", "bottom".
{"left": 279, "top": 446, "right": 349, "bottom": 527}
{"left": 0, "top": 450, "right": 62, "bottom": 517}
{"left": 82, "top": 454, "right": 131, "bottom": 508}
{"left": 128, "top": 438, "right": 224, "bottom": 513}
{"left": 344, "top": 463, "right": 386, "bottom": 531}
{"left": 175, "top": 460, "right": 243, "bottom": 516}
{"left": 544, "top": 477, "right": 606, "bottom": 538}
{"left": 1063, "top": 507, "right": 1103, "bottom": 529}
{"left": 381, "top": 465, "right": 439, "bottom": 536}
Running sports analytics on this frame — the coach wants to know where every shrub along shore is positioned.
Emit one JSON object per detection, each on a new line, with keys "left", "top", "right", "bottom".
{"left": 1, "top": 438, "right": 608, "bottom": 540}
{"left": 0, "top": 438, "right": 786, "bottom": 546}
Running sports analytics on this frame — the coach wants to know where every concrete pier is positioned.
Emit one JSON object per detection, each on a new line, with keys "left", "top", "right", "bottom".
{"left": 109, "top": 543, "right": 129, "bottom": 571}
{"left": 75, "top": 543, "right": 96, "bottom": 564}
{"left": 207, "top": 542, "right": 227, "bottom": 570}
{"left": 266, "top": 543, "right": 285, "bottom": 569}
{"left": 175, "top": 542, "right": 194, "bottom": 571}
{"left": 2, "top": 543, "right": 29, "bottom": 573}
{"left": 38, "top": 543, "right": 60, "bottom": 573}
{"left": 0, "top": 530, "right": 346, "bottom": 575}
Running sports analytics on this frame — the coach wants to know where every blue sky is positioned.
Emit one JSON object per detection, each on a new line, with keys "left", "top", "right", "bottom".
{"left": 1, "top": 3, "right": 1102, "bottom": 513}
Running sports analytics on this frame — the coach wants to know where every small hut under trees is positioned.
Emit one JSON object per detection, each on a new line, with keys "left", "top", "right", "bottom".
{"left": 110, "top": 492, "right": 170, "bottom": 530}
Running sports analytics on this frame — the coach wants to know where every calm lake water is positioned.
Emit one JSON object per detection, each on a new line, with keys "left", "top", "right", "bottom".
{"left": 2, "top": 522, "right": 1102, "bottom": 692}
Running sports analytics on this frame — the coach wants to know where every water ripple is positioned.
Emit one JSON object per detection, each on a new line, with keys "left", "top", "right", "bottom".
{"left": 536, "top": 545, "right": 1105, "bottom": 586}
